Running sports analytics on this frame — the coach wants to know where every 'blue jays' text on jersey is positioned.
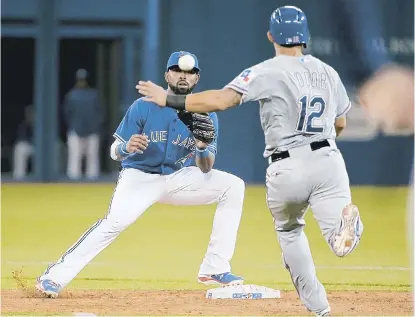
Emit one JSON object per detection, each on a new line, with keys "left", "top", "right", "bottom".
{"left": 114, "top": 98, "right": 219, "bottom": 175}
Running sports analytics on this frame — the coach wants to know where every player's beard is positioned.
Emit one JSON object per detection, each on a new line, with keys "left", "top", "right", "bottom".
{"left": 168, "top": 81, "right": 196, "bottom": 95}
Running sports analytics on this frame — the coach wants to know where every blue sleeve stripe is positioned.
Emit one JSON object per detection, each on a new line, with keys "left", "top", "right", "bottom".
{"left": 118, "top": 143, "right": 130, "bottom": 157}
{"left": 225, "top": 83, "right": 248, "bottom": 94}
{"left": 208, "top": 145, "right": 217, "bottom": 154}
{"left": 113, "top": 133, "right": 127, "bottom": 143}
{"left": 336, "top": 101, "right": 352, "bottom": 118}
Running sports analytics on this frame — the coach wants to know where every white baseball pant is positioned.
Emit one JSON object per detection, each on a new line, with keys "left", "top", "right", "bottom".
{"left": 13, "top": 141, "right": 33, "bottom": 179}
{"left": 67, "top": 131, "right": 100, "bottom": 180}
{"left": 39, "top": 166, "right": 245, "bottom": 288}
{"left": 266, "top": 141, "right": 363, "bottom": 315}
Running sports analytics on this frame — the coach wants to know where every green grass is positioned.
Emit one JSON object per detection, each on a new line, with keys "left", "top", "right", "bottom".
{"left": 1, "top": 184, "right": 412, "bottom": 292}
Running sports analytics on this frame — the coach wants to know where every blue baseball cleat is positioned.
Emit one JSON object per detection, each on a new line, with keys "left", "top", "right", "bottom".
{"left": 35, "top": 279, "right": 62, "bottom": 298}
{"left": 198, "top": 272, "right": 244, "bottom": 286}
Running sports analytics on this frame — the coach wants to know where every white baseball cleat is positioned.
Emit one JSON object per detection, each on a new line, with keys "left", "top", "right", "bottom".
{"left": 333, "top": 204, "right": 362, "bottom": 257}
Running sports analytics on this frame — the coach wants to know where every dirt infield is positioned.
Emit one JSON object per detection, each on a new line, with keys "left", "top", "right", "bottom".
{"left": 1, "top": 289, "right": 413, "bottom": 316}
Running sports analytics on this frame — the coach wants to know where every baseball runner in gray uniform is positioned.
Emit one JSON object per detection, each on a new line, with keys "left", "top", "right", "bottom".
{"left": 137, "top": 6, "right": 364, "bottom": 316}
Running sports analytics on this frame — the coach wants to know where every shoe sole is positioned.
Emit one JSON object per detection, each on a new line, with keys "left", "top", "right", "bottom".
{"left": 35, "top": 283, "right": 59, "bottom": 299}
{"left": 334, "top": 205, "right": 360, "bottom": 257}
{"left": 197, "top": 277, "right": 244, "bottom": 286}
{"left": 316, "top": 306, "right": 331, "bottom": 316}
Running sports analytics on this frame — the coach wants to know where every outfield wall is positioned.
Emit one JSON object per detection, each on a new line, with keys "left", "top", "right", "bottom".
{"left": 1, "top": 0, "right": 413, "bottom": 185}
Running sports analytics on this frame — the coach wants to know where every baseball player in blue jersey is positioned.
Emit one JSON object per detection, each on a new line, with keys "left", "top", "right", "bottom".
{"left": 137, "top": 7, "right": 364, "bottom": 317}
{"left": 35, "top": 51, "right": 245, "bottom": 298}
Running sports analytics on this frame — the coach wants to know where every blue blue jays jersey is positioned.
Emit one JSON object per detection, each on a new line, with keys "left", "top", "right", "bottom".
{"left": 114, "top": 98, "right": 219, "bottom": 175}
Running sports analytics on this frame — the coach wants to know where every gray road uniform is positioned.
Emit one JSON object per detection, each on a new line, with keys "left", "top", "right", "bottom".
{"left": 226, "top": 54, "right": 364, "bottom": 315}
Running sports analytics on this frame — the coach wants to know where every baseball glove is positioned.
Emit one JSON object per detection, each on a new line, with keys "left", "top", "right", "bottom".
{"left": 177, "top": 111, "right": 216, "bottom": 144}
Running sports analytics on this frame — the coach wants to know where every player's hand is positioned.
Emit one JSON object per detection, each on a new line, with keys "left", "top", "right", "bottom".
{"left": 126, "top": 134, "right": 149, "bottom": 154}
{"left": 194, "top": 138, "right": 208, "bottom": 150}
{"left": 358, "top": 64, "right": 414, "bottom": 133}
{"left": 136, "top": 81, "right": 167, "bottom": 106}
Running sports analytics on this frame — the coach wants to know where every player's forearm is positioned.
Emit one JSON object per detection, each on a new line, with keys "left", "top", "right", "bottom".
{"left": 166, "top": 88, "right": 241, "bottom": 112}
{"left": 167, "top": 90, "right": 234, "bottom": 112}
{"left": 335, "top": 126, "right": 344, "bottom": 137}
{"left": 195, "top": 148, "right": 215, "bottom": 173}
{"left": 335, "top": 116, "right": 347, "bottom": 137}
{"left": 185, "top": 90, "right": 229, "bottom": 112}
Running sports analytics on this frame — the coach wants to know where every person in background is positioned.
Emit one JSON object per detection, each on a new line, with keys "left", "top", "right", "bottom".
{"left": 339, "top": 0, "right": 414, "bottom": 300}
{"left": 358, "top": 65, "right": 414, "bottom": 134}
{"left": 335, "top": 0, "right": 414, "bottom": 132}
{"left": 63, "top": 69, "right": 103, "bottom": 180}
{"left": 13, "top": 104, "right": 34, "bottom": 180}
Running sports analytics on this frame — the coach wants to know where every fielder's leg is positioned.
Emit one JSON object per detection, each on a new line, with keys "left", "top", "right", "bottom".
{"left": 160, "top": 167, "right": 245, "bottom": 285}
{"left": 36, "top": 168, "right": 166, "bottom": 297}
{"left": 266, "top": 157, "right": 330, "bottom": 316}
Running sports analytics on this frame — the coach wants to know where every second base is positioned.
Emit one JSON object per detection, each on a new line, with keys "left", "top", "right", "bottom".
{"left": 206, "top": 284, "right": 281, "bottom": 299}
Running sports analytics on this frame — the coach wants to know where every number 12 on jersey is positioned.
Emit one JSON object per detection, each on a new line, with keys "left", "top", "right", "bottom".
{"left": 296, "top": 95, "right": 326, "bottom": 133}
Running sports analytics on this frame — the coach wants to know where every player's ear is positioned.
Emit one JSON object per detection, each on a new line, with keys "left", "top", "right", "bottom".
{"left": 194, "top": 73, "right": 200, "bottom": 85}
{"left": 164, "top": 72, "right": 169, "bottom": 84}
{"left": 267, "top": 31, "right": 274, "bottom": 44}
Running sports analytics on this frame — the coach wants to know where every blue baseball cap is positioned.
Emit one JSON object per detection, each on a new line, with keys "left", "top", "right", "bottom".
{"left": 166, "top": 51, "right": 200, "bottom": 72}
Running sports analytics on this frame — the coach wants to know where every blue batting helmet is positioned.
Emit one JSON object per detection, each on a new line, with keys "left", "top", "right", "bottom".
{"left": 269, "top": 6, "right": 310, "bottom": 47}
{"left": 166, "top": 51, "right": 200, "bottom": 73}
